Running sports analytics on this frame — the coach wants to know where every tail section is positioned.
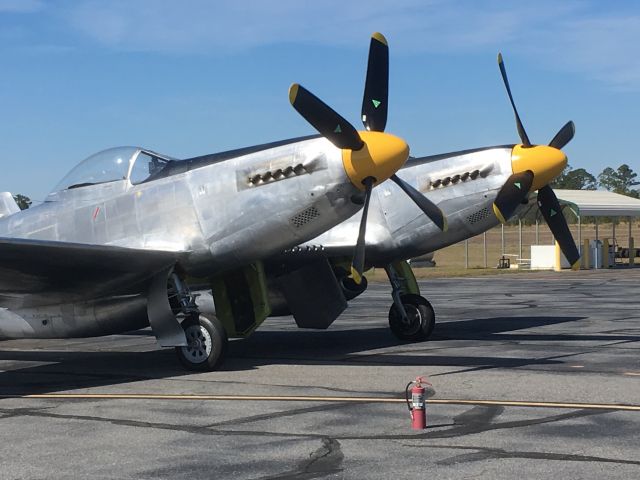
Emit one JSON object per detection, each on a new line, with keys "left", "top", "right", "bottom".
{"left": 0, "top": 192, "right": 20, "bottom": 218}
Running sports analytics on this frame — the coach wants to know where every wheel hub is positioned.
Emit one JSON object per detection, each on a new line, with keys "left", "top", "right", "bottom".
{"left": 181, "top": 324, "right": 213, "bottom": 364}
{"left": 400, "top": 304, "right": 421, "bottom": 333}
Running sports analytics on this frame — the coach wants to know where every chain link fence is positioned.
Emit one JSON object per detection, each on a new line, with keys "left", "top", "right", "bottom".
{"left": 433, "top": 220, "right": 640, "bottom": 268}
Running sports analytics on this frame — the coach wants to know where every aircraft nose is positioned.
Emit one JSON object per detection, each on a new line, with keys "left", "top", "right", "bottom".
{"left": 341, "top": 131, "right": 409, "bottom": 190}
{"left": 511, "top": 144, "right": 567, "bottom": 191}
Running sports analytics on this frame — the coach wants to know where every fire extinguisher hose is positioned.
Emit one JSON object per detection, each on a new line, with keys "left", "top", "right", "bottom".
{"left": 405, "top": 381, "right": 414, "bottom": 411}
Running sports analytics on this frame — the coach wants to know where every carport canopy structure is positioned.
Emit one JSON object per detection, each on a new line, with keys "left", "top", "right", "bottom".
{"left": 544, "top": 189, "right": 640, "bottom": 253}
{"left": 553, "top": 189, "right": 640, "bottom": 217}
{"left": 462, "top": 189, "right": 640, "bottom": 269}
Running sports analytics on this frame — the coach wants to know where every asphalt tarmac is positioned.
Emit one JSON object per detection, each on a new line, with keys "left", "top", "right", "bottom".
{"left": 0, "top": 269, "right": 639, "bottom": 479}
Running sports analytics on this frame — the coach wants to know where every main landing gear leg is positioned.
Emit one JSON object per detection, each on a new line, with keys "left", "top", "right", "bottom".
{"left": 171, "top": 273, "right": 228, "bottom": 371}
{"left": 384, "top": 260, "right": 435, "bottom": 341}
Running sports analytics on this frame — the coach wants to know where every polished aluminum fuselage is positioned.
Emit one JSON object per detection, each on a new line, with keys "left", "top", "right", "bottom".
{"left": 306, "top": 146, "right": 516, "bottom": 265}
{"left": 0, "top": 138, "right": 360, "bottom": 275}
{"left": 0, "top": 137, "right": 364, "bottom": 339}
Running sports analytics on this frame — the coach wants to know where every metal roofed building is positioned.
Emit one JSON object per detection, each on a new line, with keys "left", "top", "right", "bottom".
{"left": 553, "top": 189, "right": 640, "bottom": 218}
{"left": 536, "top": 189, "right": 640, "bottom": 268}
{"left": 444, "top": 190, "right": 640, "bottom": 270}
{"left": 493, "top": 189, "right": 640, "bottom": 269}
{"left": 553, "top": 189, "right": 640, "bottom": 247}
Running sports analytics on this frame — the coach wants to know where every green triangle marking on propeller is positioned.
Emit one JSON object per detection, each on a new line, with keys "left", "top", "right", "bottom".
{"left": 515, "top": 182, "right": 521, "bottom": 189}
{"left": 334, "top": 124, "right": 342, "bottom": 133}
{"left": 371, "top": 99, "right": 381, "bottom": 108}
{"left": 550, "top": 208, "right": 557, "bottom": 217}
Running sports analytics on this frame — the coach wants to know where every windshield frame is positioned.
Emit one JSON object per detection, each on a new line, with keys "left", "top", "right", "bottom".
{"left": 127, "top": 149, "right": 174, "bottom": 186}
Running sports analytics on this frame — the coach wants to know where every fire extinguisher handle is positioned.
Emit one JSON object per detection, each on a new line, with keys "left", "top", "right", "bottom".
{"left": 416, "top": 376, "right": 432, "bottom": 387}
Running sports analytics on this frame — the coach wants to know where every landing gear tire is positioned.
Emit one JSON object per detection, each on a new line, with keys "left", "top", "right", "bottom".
{"left": 388, "top": 294, "right": 435, "bottom": 341}
{"left": 176, "top": 314, "right": 228, "bottom": 371}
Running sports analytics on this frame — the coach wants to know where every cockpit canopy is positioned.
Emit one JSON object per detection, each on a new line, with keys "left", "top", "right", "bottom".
{"left": 52, "top": 147, "right": 173, "bottom": 193}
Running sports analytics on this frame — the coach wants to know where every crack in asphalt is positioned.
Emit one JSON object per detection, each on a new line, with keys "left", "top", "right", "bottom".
{"left": 406, "top": 405, "right": 608, "bottom": 440}
{"left": 429, "top": 365, "right": 498, "bottom": 377}
{"left": 425, "top": 348, "right": 600, "bottom": 378}
{"left": 205, "top": 403, "right": 351, "bottom": 428}
{"left": 0, "top": 406, "right": 57, "bottom": 419}
{"left": 0, "top": 404, "right": 611, "bottom": 443}
{"left": 257, "top": 438, "right": 344, "bottom": 480}
{"left": 1, "top": 370, "right": 399, "bottom": 398}
{"left": 398, "top": 444, "right": 640, "bottom": 467}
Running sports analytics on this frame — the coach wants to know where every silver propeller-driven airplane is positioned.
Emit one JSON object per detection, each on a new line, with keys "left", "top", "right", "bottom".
{"left": 232, "top": 50, "right": 580, "bottom": 344}
{"left": 0, "top": 33, "right": 441, "bottom": 370}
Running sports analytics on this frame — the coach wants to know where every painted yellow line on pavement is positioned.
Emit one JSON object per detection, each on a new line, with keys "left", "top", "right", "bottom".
{"left": 8, "top": 393, "right": 403, "bottom": 403}
{"left": 428, "top": 399, "right": 640, "bottom": 411}
{"left": 2, "top": 393, "right": 640, "bottom": 411}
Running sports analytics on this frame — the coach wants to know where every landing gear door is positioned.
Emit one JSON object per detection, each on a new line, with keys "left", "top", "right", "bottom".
{"left": 277, "top": 257, "right": 347, "bottom": 329}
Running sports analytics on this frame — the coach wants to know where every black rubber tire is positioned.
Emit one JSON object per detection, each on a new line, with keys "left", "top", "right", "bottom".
{"left": 175, "top": 314, "right": 228, "bottom": 371}
{"left": 388, "top": 294, "right": 435, "bottom": 341}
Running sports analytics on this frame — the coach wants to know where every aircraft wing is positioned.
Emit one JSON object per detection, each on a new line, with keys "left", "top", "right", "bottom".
{"left": 0, "top": 237, "right": 185, "bottom": 308}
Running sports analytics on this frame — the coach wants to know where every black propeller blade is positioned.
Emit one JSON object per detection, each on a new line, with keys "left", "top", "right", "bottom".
{"left": 497, "top": 53, "right": 580, "bottom": 267}
{"left": 549, "top": 121, "right": 575, "bottom": 150}
{"left": 493, "top": 171, "right": 534, "bottom": 223}
{"left": 497, "top": 53, "right": 531, "bottom": 147}
{"left": 289, "top": 84, "right": 364, "bottom": 150}
{"left": 537, "top": 186, "right": 580, "bottom": 267}
{"left": 391, "top": 174, "right": 447, "bottom": 231}
{"left": 351, "top": 177, "right": 375, "bottom": 284}
{"left": 291, "top": 32, "right": 449, "bottom": 283}
{"left": 361, "top": 32, "right": 389, "bottom": 132}
{"left": 361, "top": 32, "right": 446, "bottom": 232}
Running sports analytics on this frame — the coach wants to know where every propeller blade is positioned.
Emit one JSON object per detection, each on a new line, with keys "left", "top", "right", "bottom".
{"left": 548, "top": 121, "right": 575, "bottom": 150}
{"left": 361, "top": 32, "right": 389, "bottom": 132}
{"left": 351, "top": 177, "right": 374, "bottom": 284}
{"left": 391, "top": 174, "right": 447, "bottom": 231}
{"left": 289, "top": 84, "right": 364, "bottom": 150}
{"left": 497, "top": 53, "right": 531, "bottom": 147}
{"left": 537, "top": 185, "right": 580, "bottom": 268}
{"left": 492, "top": 171, "right": 534, "bottom": 224}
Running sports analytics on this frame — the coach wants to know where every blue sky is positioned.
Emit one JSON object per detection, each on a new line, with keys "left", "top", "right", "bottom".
{"left": 1, "top": 0, "right": 639, "bottom": 201}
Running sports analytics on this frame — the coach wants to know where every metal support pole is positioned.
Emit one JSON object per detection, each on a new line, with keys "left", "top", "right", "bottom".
{"left": 501, "top": 223, "right": 505, "bottom": 256}
{"left": 595, "top": 217, "right": 599, "bottom": 270}
{"left": 465, "top": 239, "right": 469, "bottom": 269}
{"left": 535, "top": 219, "right": 539, "bottom": 245}
{"left": 583, "top": 238, "right": 590, "bottom": 270}
{"left": 483, "top": 231, "right": 487, "bottom": 268}
{"left": 629, "top": 217, "right": 634, "bottom": 267}
{"left": 518, "top": 219, "right": 523, "bottom": 262}
{"left": 578, "top": 215, "right": 582, "bottom": 255}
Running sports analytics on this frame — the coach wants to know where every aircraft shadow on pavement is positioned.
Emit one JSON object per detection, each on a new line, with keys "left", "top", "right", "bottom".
{"left": 0, "top": 348, "right": 188, "bottom": 396}
{"left": 223, "top": 314, "right": 591, "bottom": 369}
{"left": 2, "top": 314, "right": 632, "bottom": 395}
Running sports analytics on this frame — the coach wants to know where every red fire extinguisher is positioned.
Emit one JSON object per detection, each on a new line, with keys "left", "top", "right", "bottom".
{"left": 405, "top": 376, "right": 431, "bottom": 429}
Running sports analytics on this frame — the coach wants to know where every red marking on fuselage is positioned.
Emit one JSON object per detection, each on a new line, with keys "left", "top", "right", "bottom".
{"left": 92, "top": 206, "right": 100, "bottom": 220}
